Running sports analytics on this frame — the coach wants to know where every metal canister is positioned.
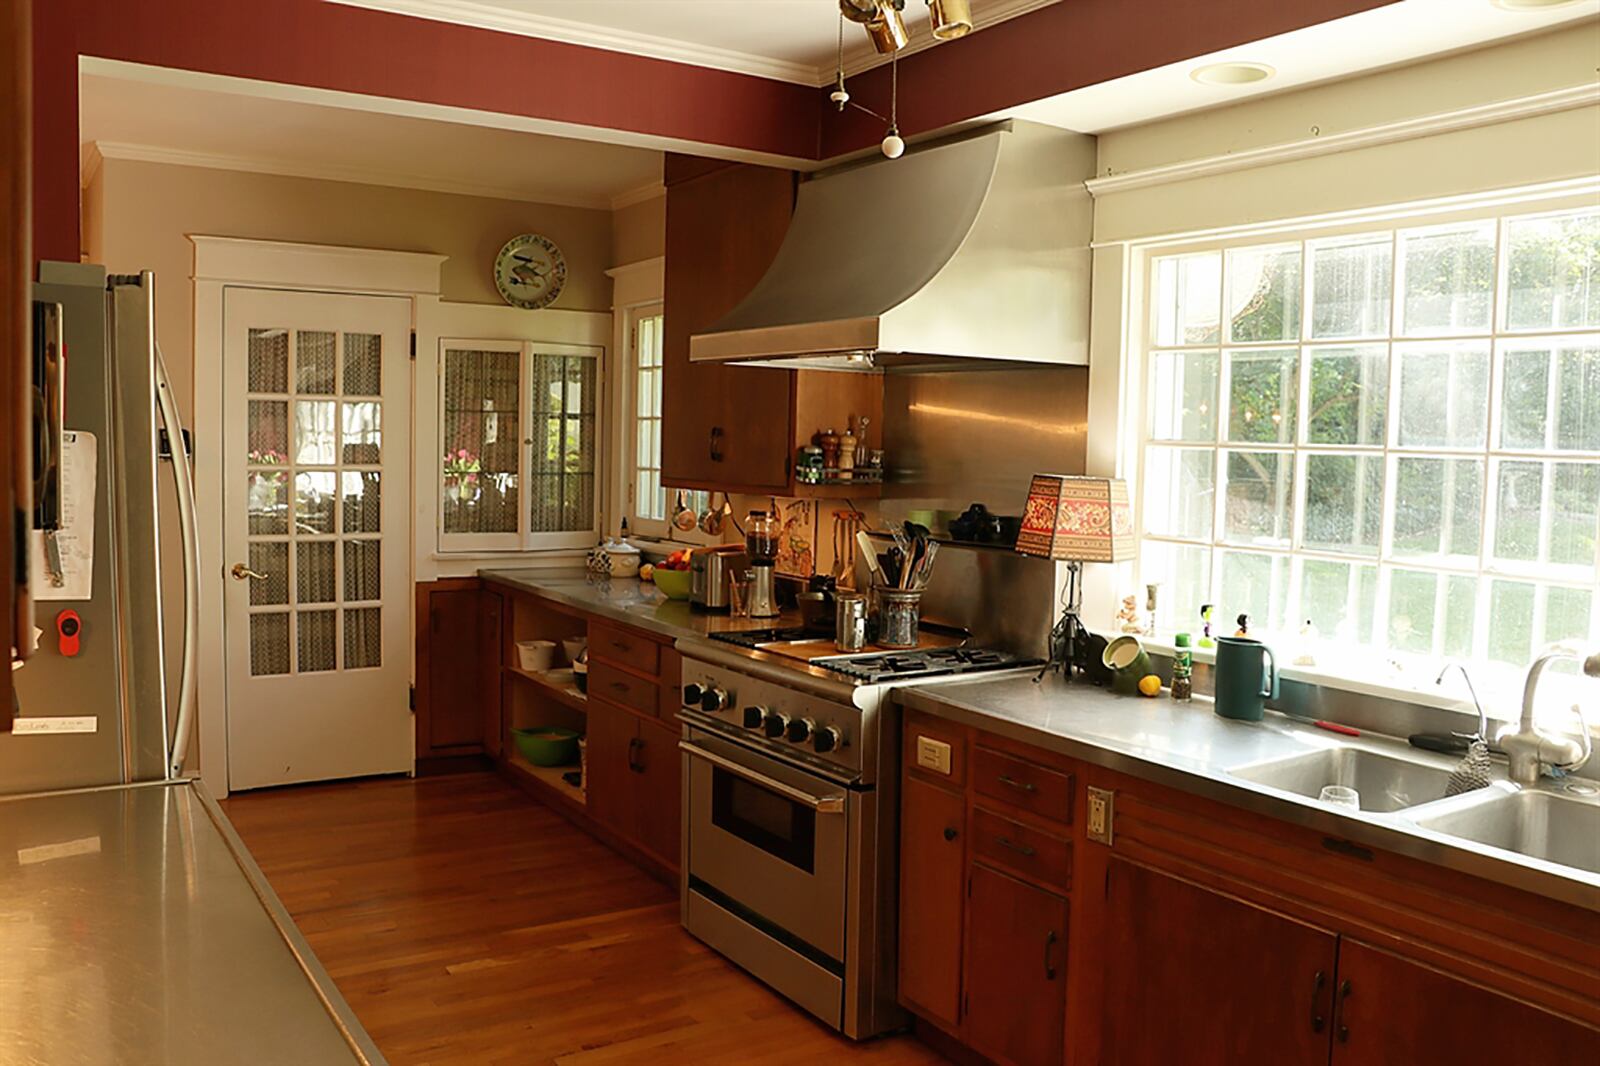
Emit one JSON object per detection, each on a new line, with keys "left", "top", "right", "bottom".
{"left": 835, "top": 592, "right": 868, "bottom": 652}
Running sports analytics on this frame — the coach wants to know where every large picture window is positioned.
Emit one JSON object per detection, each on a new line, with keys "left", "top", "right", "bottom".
{"left": 1138, "top": 204, "right": 1599, "bottom": 686}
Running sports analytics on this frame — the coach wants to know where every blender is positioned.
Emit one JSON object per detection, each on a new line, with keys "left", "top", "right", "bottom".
{"left": 745, "top": 510, "right": 780, "bottom": 618}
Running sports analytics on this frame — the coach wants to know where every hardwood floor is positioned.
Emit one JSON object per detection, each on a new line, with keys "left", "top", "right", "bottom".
{"left": 222, "top": 772, "right": 947, "bottom": 1065}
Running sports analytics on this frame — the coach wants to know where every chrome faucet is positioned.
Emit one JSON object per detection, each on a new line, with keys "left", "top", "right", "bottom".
{"left": 1498, "top": 645, "right": 1598, "bottom": 785}
{"left": 1434, "top": 662, "right": 1489, "bottom": 742}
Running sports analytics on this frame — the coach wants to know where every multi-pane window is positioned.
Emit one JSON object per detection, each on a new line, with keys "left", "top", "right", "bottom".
{"left": 626, "top": 308, "right": 707, "bottom": 536}
{"left": 1139, "top": 205, "right": 1599, "bottom": 680}
{"left": 438, "top": 339, "right": 601, "bottom": 552}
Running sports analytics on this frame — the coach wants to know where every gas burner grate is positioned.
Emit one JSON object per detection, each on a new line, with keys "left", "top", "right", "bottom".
{"left": 812, "top": 647, "right": 1043, "bottom": 683}
{"left": 709, "top": 628, "right": 812, "bottom": 650}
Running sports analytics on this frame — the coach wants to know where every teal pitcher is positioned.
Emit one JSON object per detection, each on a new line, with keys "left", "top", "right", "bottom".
{"left": 1213, "top": 636, "right": 1278, "bottom": 722}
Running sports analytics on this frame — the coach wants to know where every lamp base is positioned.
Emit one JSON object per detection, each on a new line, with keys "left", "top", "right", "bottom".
{"left": 1034, "top": 560, "right": 1111, "bottom": 685}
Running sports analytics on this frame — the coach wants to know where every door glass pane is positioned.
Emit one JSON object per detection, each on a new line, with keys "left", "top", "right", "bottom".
{"left": 1303, "top": 454, "right": 1383, "bottom": 556}
{"left": 1153, "top": 252, "right": 1221, "bottom": 346}
{"left": 248, "top": 400, "right": 288, "bottom": 462}
{"left": 1310, "top": 235, "right": 1392, "bottom": 339}
{"left": 342, "top": 401, "right": 381, "bottom": 464}
{"left": 1395, "top": 342, "right": 1489, "bottom": 448}
{"left": 442, "top": 348, "right": 520, "bottom": 535}
{"left": 251, "top": 613, "right": 290, "bottom": 677}
{"left": 345, "top": 607, "right": 381, "bottom": 669}
{"left": 344, "top": 539, "right": 381, "bottom": 602}
{"left": 529, "top": 353, "right": 598, "bottom": 534}
{"left": 1307, "top": 345, "right": 1387, "bottom": 446}
{"left": 1143, "top": 447, "right": 1214, "bottom": 540}
{"left": 1505, "top": 209, "right": 1600, "bottom": 332}
{"left": 1399, "top": 221, "right": 1495, "bottom": 336}
{"left": 1226, "top": 350, "right": 1297, "bottom": 444}
{"left": 1149, "top": 351, "right": 1218, "bottom": 441}
{"left": 297, "top": 610, "right": 337, "bottom": 672}
{"left": 296, "top": 330, "right": 337, "bottom": 394}
{"left": 248, "top": 541, "right": 288, "bottom": 606}
{"left": 1226, "top": 244, "right": 1301, "bottom": 343}
{"left": 248, "top": 328, "right": 289, "bottom": 393}
{"left": 1392, "top": 457, "right": 1482, "bottom": 560}
{"left": 294, "top": 400, "right": 337, "bottom": 465}
{"left": 340, "top": 472, "right": 380, "bottom": 534}
{"left": 1223, "top": 450, "right": 1294, "bottom": 546}
{"left": 247, "top": 471, "right": 288, "bottom": 535}
{"left": 296, "top": 541, "right": 336, "bottom": 604}
{"left": 295, "top": 471, "right": 337, "bottom": 535}
{"left": 343, "top": 333, "right": 382, "bottom": 396}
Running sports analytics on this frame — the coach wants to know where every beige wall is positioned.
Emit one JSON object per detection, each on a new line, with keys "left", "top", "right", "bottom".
{"left": 85, "top": 158, "right": 614, "bottom": 409}
{"left": 610, "top": 193, "right": 665, "bottom": 267}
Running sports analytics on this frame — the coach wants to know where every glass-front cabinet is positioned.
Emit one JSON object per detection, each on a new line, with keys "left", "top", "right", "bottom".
{"left": 438, "top": 338, "right": 602, "bottom": 552}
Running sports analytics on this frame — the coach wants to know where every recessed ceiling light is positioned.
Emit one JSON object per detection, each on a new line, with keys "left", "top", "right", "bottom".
{"left": 1490, "top": 0, "right": 1584, "bottom": 10}
{"left": 1190, "top": 62, "right": 1275, "bottom": 86}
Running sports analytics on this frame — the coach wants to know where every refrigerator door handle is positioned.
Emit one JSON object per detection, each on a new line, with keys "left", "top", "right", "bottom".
{"left": 155, "top": 343, "right": 200, "bottom": 780}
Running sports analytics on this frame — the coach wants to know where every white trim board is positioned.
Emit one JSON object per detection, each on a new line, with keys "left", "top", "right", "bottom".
{"left": 324, "top": 0, "right": 1061, "bottom": 87}
{"left": 85, "top": 140, "right": 622, "bottom": 212}
{"left": 1086, "top": 83, "right": 1600, "bottom": 198}
{"left": 190, "top": 235, "right": 446, "bottom": 294}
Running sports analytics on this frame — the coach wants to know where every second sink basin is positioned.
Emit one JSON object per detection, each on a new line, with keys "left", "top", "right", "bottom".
{"left": 1411, "top": 789, "right": 1600, "bottom": 875}
{"left": 1230, "top": 747, "right": 1455, "bottom": 813}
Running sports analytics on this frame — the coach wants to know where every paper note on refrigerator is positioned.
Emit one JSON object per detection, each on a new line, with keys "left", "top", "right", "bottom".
{"left": 31, "top": 430, "right": 96, "bottom": 601}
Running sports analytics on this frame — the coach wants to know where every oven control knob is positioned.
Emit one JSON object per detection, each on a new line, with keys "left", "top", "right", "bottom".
{"left": 813, "top": 725, "right": 844, "bottom": 754}
{"left": 763, "top": 712, "right": 791, "bottom": 739}
{"left": 700, "top": 687, "right": 730, "bottom": 713}
{"left": 742, "top": 705, "right": 768, "bottom": 730}
{"left": 683, "top": 683, "right": 705, "bottom": 706}
{"left": 786, "top": 717, "right": 815, "bottom": 744}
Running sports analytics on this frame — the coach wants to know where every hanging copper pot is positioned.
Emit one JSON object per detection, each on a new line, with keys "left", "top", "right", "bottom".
{"left": 927, "top": 0, "right": 973, "bottom": 40}
{"left": 842, "top": 0, "right": 908, "bottom": 54}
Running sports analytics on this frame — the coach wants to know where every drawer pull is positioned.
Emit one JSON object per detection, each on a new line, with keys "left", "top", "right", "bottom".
{"left": 1335, "top": 978, "right": 1352, "bottom": 1043}
{"left": 1309, "top": 970, "right": 1326, "bottom": 1034}
{"left": 996, "top": 774, "right": 1037, "bottom": 794}
{"left": 995, "top": 835, "right": 1036, "bottom": 858}
{"left": 1043, "top": 929, "right": 1057, "bottom": 980}
{"left": 943, "top": 827, "right": 959, "bottom": 842}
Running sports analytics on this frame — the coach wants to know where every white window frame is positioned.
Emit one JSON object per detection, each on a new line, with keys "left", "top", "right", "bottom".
{"left": 436, "top": 337, "right": 604, "bottom": 554}
{"left": 622, "top": 303, "right": 669, "bottom": 538}
{"left": 1121, "top": 186, "right": 1600, "bottom": 702}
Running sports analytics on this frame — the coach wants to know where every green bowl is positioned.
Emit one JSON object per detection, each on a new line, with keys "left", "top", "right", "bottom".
{"left": 653, "top": 567, "right": 692, "bottom": 600}
{"left": 512, "top": 726, "right": 581, "bottom": 767}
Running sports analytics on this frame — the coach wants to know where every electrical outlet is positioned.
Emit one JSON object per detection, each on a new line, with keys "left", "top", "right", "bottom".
{"left": 1086, "top": 786, "right": 1114, "bottom": 845}
{"left": 915, "top": 735, "right": 952, "bottom": 775}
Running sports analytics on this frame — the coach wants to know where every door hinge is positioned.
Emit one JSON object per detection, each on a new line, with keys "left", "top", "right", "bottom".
{"left": 409, "top": 331, "right": 417, "bottom": 359}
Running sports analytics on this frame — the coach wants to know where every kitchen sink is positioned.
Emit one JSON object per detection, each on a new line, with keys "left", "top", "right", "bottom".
{"left": 1410, "top": 789, "right": 1600, "bottom": 875}
{"left": 1229, "top": 747, "right": 1455, "bottom": 813}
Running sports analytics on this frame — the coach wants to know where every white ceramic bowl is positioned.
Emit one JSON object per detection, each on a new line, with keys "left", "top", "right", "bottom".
{"left": 516, "top": 639, "right": 556, "bottom": 673}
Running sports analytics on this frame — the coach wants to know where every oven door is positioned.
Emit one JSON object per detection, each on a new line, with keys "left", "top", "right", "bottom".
{"left": 682, "top": 729, "right": 850, "bottom": 963}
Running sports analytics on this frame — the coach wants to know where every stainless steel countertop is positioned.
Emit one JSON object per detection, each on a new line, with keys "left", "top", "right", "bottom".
{"left": 897, "top": 675, "right": 1600, "bottom": 912}
{"left": 0, "top": 780, "right": 383, "bottom": 1065}
{"left": 481, "top": 567, "right": 804, "bottom": 643}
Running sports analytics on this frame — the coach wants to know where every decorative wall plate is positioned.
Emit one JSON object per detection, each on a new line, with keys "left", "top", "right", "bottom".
{"left": 494, "top": 233, "right": 567, "bottom": 310}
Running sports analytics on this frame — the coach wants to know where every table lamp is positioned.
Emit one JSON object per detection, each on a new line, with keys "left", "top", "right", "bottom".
{"left": 1015, "top": 474, "right": 1135, "bottom": 680}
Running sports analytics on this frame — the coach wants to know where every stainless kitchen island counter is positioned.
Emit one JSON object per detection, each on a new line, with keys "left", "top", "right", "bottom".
{"left": 0, "top": 780, "right": 382, "bottom": 1066}
{"left": 898, "top": 673, "right": 1600, "bottom": 913}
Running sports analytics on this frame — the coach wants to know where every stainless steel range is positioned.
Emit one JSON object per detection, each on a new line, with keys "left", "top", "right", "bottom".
{"left": 674, "top": 631, "right": 1040, "bottom": 1039}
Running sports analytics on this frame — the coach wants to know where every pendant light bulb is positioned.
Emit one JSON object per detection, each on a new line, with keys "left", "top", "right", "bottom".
{"left": 882, "top": 128, "right": 905, "bottom": 159}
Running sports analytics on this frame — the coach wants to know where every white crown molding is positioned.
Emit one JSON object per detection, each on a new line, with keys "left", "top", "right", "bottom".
{"left": 87, "top": 139, "right": 624, "bottom": 210}
{"left": 1086, "top": 82, "right": 1600, "bottom": 198}
{"left": 327, "top": 0, "right": 1061, "bottom": 87}
{"left": 609, "top": 181, "right": 665, "bottom": 211}
{"left": 189, "top": 235, "right": 447, "bottom": 293}
{"left": 80, "top": 142, "right": 105, "bottom": 189}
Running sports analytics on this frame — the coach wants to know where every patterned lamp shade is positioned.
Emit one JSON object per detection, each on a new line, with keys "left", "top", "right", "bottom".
{"left": 1015, "top": 474, "right": 1135, "bottom": 563}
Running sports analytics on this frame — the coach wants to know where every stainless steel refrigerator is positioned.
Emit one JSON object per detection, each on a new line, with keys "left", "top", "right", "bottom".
{"left": 0, "top": 261, "right": 197, "bottom": 793}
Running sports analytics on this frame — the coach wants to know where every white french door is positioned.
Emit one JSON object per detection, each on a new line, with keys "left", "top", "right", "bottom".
{"left": 222, "top": 287, "right": 412, "bottom": 790}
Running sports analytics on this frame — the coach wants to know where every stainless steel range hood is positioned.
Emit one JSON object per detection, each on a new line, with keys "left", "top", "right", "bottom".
{"left": 689, "top": 120, "right": 1096, "bottom": 372}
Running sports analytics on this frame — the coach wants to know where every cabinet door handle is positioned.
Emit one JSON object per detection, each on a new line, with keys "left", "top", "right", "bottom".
{"left": 942, "top": 827, "right": 958, "bottom": 842}
{"left": 627, "top": 736, "right": 644, "bottom": 773}
{"left": 709, "top": 426, "right": 724, "bottom": 462}
{"left": 996, "top": 774, "right": 1037, "bottom": 794}
{"left": 1309, "top": 970, "right": 1326, "bottom": 1034}
{"left": 995, "top": 835, "right": 1036, "bottom": 858}
{"left": 1334, "top": 978, "right": 1352, "bottom": 1043}
{"left": 1042, "top": 929, "right": 1057, "bottom": 981}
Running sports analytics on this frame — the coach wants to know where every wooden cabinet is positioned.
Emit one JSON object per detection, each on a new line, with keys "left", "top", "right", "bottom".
{"left": 633, "top": 715, "right": 682, "bottom": 869}
{"left": 584, "top": 698, "right": 636, "bottom": 838}
{"left": 965, "top": 864, "right": 1070, "bottom": 1066}
{"left": 415, "top": 579, "right": 502, "bottom": 761}
{"left": 1101, "top": 857, "right": 1338, "bottom": 1066}
{"left": 1329, "top": 939, "right": 1600, "bottom": 1063}
{"left": 660, "top": 156, "right": 885, "bottom": 497}
{"left": 586, "top": 698, "right": 682, "bottom": 873}
{"left": 899, "top": 774, "right": 966, "bottom": 1028}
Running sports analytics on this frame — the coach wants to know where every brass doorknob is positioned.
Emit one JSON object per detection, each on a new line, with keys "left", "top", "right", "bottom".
{"left": 231, "top": 562, "right": 267, "bottom": 581}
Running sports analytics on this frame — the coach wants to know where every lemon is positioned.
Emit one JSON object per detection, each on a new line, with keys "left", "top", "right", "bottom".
{"left": 1137, "top": 674, "right": 1162, "bottom": 698}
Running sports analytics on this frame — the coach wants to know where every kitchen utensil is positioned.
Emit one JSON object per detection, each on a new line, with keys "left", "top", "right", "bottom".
{"left": 835, "top": 593, "right": 869, "bottom": 652}
{"left": 747, "top": 565, "right": 779, "bottom": 618}
{"left": 856, "top": 530, "right": 883, "bottom": 586}
{"left": 728, "top": 572, "right": 753, "bottom": 617}
{"left": 832, "top": 510, "right": 867, "bottom": 587}
{"left": 745, "top": 510, "right": 779, "bottom": 564}
{"left": 516, "top": 640, "right": 556, "bottom": 672}
{"left": 1101, "top": 635, "right": 1154, "bottom": 696}
{"left": 1213, "top": 636, "right": 1278, "bottom": 722}
{"left": 572, "top": 660, "right": 588, "bottom": 693}
{"left": 512, "top": 726, "right": 581, "bottom": 767}
{"left": 1445, "top": 738, "right": 1495, "bottom": 797}
{"left": 1318, "top": 785, "right": 1360, "bottom": 810}
{"left": 699, "top": 491, "right": 728, "bottom": 535}
{"left": 1285, "top": 713, "right": 1361, "bottom": 736}
{"left": 652, "top": 567, "right": 693, "bottom": 599}
{"left": 603, "top": 539, "right": 641, "bottom": 578}
{"left": 875, "top": 586, "right": 922, "bottom": 649}
{"left": 671, "top": 489, "right": 698, "bottom": 533}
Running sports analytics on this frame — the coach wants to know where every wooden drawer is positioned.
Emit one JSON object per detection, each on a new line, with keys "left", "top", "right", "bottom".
{"left": 971, "top": 806, "right": 1072, "bottom": 894}
{"left": 589, "top": 622, "right": 660, "bottom": 678}
{"left": 590, "top": 660, "right": 659, "bottom": 717}
{"left": 905, "top": 711, "right": 967, "bottom": 788}
{"left": 973, "top": 746, "right": 1074, "bottom": 826}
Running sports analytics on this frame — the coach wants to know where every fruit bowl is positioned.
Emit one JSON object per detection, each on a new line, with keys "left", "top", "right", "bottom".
{"left": 652, "top": 567, "right": 692, "bottom": 600}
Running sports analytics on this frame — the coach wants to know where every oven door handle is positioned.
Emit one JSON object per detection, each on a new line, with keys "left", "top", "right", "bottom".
{"left": 679, "top": 741, "right": 847, "bottom": 814}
